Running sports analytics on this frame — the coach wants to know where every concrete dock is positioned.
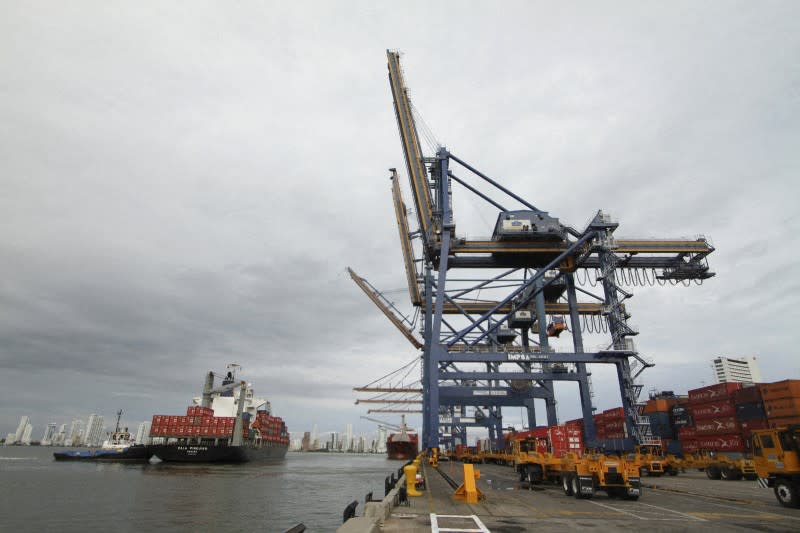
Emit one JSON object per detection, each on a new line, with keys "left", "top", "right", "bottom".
{"left": 344, "top": 459, "right": 799, "bottom": 532}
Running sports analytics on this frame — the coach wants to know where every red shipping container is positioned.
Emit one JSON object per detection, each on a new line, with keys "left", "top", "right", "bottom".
{"left": 688, "top": 383, "right": 742, "bottom": 405}
{"left": 690, "top": 400, "right": 736, "bottom": 420}
{"left": 681, "top": 439, "right": 699, "bottom": 453}
{"left": 604, "top": 432, "right": 626, "bottom": 439}
{"left": 698, "top": 434, "right": 746, "bottom": 452}
{"left": 733, "top": 385, "right": 762, "bottom": 405}
{"left": 695, "top": 416, "right": 740, "bottom": 435}
{"left": 603, "top": 407, "right": 625, "bottom": 419}
{"left": 565, "top": 418, "right": 584, "bottom": 428}
{"left": 740, "top": 419, "right": 768, "bottom": 436}
{"left": 604, "top": 420, "right": 625, "bottom": 431}
{"left": 678, "top": 426, "right": 697, "bottom": 440}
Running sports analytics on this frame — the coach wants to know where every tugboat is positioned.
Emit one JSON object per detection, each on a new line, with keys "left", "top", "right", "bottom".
{"left": 148, "top": 364, "right": 289, "bottom": 463}
{"left": 53, "top": 410, "right": 150, "bottom": 462}
{"left": 386, "top": 415, "right": 419, "bottom": 460}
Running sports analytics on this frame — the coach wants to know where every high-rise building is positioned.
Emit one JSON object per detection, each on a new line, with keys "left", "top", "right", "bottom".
{"left": 54, "top": 424, "right": 67, "bottom": 446}
{"left": 84, "top": 414, "right": 105, "bottom": 447}
{"left": 41, "top": 423, "right": 57, "bottom": 445}
{"left": 20, "top": 423, "right": 33, "bottom": 445}
{"left": 712, "top": 356, "right": 763, "bottom": 385}
{"left": 376, "top": 427, "right": 387, "bottom": 453}
{"left": 67, "top": 418, "right": 85, "bottom": 446}
{"left": 135, "top": 422, "right": 151, "bottom": 445}
{"left": 345, "top": 423, "right": 353, "bottom": 452}
{"left": 14, "top": 416, "right": 30, "bottom": 444}
{"left": 301, "top": 431, "right": 311, "bottom": 451}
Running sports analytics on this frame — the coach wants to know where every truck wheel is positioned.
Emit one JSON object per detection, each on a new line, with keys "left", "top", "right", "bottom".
{"left": 774, "top": 479, "right": 800, "bottom": 508}
{"left": 624, "top": 482, "right": 642, "bottom": 501}
{"left": 706, "top": 465, "right": 721, "bottom": 480}
{"left": 667, "top": 468, "right": 678, "bottom": 476}
{"left": 563, "top": 474, "right": 574, "bottom": 496}
{"left": 720, "top": 467, "right": 743, "bottom": 481}
{"left": 572, "top": 476, "right": 582, "bottom": 499}
{"left": 518, "top": 466, "right": 528, "bottom": 482}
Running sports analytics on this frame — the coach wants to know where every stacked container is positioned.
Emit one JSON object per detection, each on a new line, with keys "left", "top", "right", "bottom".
{"left": 760, "top": 379, "right": 800, "bottom": 428}
{"left": 549, "top": 422, "right": 583, "bottom": 457}
{"left": 732, "top": 385, "right": 768, "bottom": 438}
{"left": 251, "top": 412, "right": 289, "bottom": 445}
{"left": 601, "top": 407, "right": 625, "bottom": 440}
{"left": 150, "top": 409, "right": 236, "bottom": 438}
{"left": 687, "top": 382, "right": 745, "bottom": 452}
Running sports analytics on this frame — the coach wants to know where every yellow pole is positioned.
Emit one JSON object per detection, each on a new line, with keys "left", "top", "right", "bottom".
{"left": 404, "top": 463, "right": 423, "bottom": 497}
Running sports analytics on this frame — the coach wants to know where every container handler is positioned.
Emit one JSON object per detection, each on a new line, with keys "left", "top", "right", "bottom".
{"left": 634, "top": 446, "right": 681, "bottom": 477}
{"left": 511, "top": 438, "right": 563, "bottom": 484}
{"left": 680, "top": 450, "right": 756, "bottom": 480}
{"left": 560, "top": 451, "right": 642, "bottom": 500}
{"left": 752, "top": 425, "right": 800, "bottom": 508}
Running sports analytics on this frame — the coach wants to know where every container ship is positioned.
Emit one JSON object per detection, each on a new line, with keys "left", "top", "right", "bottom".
{"left": 148, "top": 364, "right": 289, "bottom": 463}
{"left": 386, "top": 416, "right": 418, "bottom": 460}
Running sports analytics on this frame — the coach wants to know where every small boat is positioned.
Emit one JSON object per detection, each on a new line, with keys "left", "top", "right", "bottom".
{"left": 54, "top": 410, "right": 149, "bottom": 462}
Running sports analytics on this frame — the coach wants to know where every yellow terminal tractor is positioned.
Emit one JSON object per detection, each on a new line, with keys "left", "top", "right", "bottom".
{"left": 560, "top": 451, "right": 642, "bottom": 500}
{"left": 752, "top": 425, "right": 800, "bottom": 508}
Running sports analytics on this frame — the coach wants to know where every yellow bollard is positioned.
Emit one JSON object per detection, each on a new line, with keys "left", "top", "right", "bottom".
{"left": 404, "top": 463, "right": 423, "bottom": 497}
{"left": 453, "top": 463, "right": 484, "bottom": 503}
{"left": 430, "top": 447, "right": 439, "bottom": 468}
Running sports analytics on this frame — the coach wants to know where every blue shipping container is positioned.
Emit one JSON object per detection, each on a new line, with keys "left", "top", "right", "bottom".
{"left": 735, "top": 402, "right": 766, "bottom": 421}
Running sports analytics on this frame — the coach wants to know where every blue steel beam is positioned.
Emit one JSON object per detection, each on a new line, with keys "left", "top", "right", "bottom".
{"left": 439, "top": 350, "right": 635, "bottom": 363}
{"left": 446, "top": 232, "right": 596, "bottom": 348}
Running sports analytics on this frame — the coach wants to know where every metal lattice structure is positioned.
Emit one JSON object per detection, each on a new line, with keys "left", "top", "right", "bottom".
{"left": 356, "top": 51, "right": 715, "bottom": 453}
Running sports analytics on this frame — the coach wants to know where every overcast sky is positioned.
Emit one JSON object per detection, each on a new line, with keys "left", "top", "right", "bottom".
{"left": 2, "top": 2, "right": 799, "bottom": 441}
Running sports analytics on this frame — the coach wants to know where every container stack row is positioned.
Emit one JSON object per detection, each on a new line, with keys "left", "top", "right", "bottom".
{"left": 503, "top": 421, "right": 584, "bottom": 458}
{"left": 251, "top": 411, "right": 289, "bottom": 445}
{"left": 761, "top": 380, "right": 800, "bottom": 427}
{"left": 594, "top": 407, "right": 626, "bottom": 440}
{"left": 675, "top": 379, "right": 800, "bottom": 454}
{"left": 150, "top": 411, "right": 236, "bottom": 438}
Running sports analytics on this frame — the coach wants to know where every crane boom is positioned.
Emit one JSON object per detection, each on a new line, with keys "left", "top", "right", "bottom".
{"left": 347, "top": 267, "right": 423, "bottom": 349}
{"left": 387, "top": 50, "right": 435, "bottom": 248}
{"left": 360, "top": 416, "right": 402, "bottom": 431}
{"left": 390, "top": 169, "right": 422, "bottom": 306}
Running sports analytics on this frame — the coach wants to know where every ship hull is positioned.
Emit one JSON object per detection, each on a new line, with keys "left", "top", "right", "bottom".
{"left": 386, "top": 440, "right": 418, "bottom": 461}
{"left": 149, "top": 442, "right": 288, "bottom": 463}
{"left": 53, "top": 445, "right": 150, "bottom": 462}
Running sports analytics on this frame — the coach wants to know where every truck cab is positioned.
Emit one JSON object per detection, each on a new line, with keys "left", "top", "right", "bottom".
{"left": 752, "top": 425, "right": 800, "bottom": 508}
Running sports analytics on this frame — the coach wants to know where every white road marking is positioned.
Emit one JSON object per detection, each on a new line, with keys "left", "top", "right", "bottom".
{"left": 686, "top": 498, "right": 800, "bottom": 522}
{"left": 636, "top": 501, "right": 708, "bottom": 521}
{"left": 430, "top": 513, "right": 491, "bottom": 533}
{"left": 585, "top": 499, "right": 643, "bottom": 519}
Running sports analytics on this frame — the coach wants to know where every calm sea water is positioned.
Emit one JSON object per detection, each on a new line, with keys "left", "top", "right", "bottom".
{"left": 0, "top": 446, "right": 400, "bottom": 532}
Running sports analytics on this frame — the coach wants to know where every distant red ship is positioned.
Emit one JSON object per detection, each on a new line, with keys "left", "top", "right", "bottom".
{"left": 386, "top": 417, "right": 418, "bottom": 460}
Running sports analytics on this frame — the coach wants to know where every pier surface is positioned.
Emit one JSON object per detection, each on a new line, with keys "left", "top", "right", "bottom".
{"left": 378, "top": 460, "right": 799, "bottom": 532}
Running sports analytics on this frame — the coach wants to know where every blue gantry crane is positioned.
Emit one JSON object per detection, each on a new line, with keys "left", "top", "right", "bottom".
{"left": 354, "top": 51, "right": 715, "bottom": 455}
